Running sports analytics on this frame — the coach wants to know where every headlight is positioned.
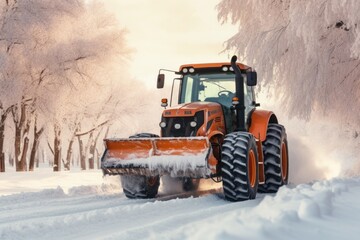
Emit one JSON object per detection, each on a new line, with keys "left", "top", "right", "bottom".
{"left": 174, "top": 123, "right": 181, "bottom": 129}
{"left": 159, "top": 122, "right": 167, "bottom": 128}
{"left": 190, "top": 121, "right": 197, "bottom": 127}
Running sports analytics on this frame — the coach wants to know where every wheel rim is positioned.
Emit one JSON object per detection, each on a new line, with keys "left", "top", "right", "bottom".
{"left": 248, "top": 150, "right": 256, "bottom": 188}
{"left": 281, "top": 142, "right": 288, "bottom": 181}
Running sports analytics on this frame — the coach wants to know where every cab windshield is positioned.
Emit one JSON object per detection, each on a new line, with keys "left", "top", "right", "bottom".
{"left": 179, "top": 73, "right": 253, "bottom": 108}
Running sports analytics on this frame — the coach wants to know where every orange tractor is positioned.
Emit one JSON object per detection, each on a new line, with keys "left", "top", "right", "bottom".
{"left": 101, "top": 56, "right": 289, "bottom": 201}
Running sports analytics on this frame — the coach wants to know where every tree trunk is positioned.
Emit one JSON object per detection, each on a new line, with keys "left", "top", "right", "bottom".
{"left": 53, "top": 125, "right": 61, "bottom": 172}
{"left": 89, "top": 142, "right": 95, "bottom": 169}
{"left": 78, "top": 137, "right": 86, "bottom": 170}
{"left": 75, "top": 121, "right": 110, "bottom": 170}
{"left": 86, "top": 132, "right": 95, "bottom": 170}
{"left": 19, "top": 137, "right": 29, "bottom": 171}
{"left": 0, "top": 153, "right": 4, "bottom": 172}
{"left": 64, "top": 138, "right": 74, "bottom": 171}
{"left": 0, "top": 116, "right": 6, "bottom": 172}
{"left": 29, "top": 120, "right": 44, "bottom": 171}
{"left": 8, "top": 153, "right": 14, "bottom": 167}
{"left": 29, "top": 141, "right": 37, "bottom": 171}
{"left": 64, "top": 126, "right": 79, "bottom": 171}
{"left": 13, "top": 101, "right": 31, "bottom": 172}
{"left": 92, "top": 128, "right": 104, "bottom": 169}
{"left": 81, "top": 130, "right": 95, "bottom": 171}
{"left": 88, "top": 155, "right": 94, "bottom": 170}
{"left": 14, "top": 120, "right": 22, "bottom": 171}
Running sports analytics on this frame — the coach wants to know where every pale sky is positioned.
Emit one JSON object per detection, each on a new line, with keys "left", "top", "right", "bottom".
{"left": 103, "top": 0, "right": 237, "bottom": 87}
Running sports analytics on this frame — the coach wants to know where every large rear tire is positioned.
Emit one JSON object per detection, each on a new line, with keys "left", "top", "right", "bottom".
{"left": 121, "top": 175, "right": 160, "bottom": 199}
{"left": 221, "top": 132, "right": 259, "bottom": 201}
{"left": 121, "top": 132, "right": 160, "bottom": 199}
{"left": 258, "top": 124, "right": 289, "bottom": 193}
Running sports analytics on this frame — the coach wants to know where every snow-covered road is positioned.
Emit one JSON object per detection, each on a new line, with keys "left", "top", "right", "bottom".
{"left": 1, "top": 171, "right": 360, "bottom": 240}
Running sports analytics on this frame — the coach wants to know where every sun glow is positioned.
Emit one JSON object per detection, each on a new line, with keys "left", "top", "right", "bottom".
{"left": 102, "top": 0, "right": 238, "bottom": 87}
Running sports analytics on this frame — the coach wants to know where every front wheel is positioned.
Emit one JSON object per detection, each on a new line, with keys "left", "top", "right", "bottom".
{"left": 221, "top": 132, "right": 259, "bottom": 201}
{"left": 120, "top": 132, "right": 161, "bottom": 199}
{"left": 121, "top": 175, "right": 160, "bottom": 199}
{"left": 129, "top": 133, "right": 159, "bottom": 138}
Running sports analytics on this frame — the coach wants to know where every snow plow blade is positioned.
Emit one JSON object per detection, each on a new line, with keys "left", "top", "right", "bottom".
{"left": 101, "top": 137, "right": 215, "bottom": 178}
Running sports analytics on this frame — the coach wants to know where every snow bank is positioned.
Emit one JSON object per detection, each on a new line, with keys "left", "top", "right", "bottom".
{"left": 165, "top": 178, "right": 360, "bottom": 240}
{"left": 1, "top": 169, "right": 360, "bottom": 240}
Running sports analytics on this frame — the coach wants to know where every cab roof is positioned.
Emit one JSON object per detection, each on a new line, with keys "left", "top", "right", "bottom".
{"left": 179, "top": 62, "right": 252, "bottom": 72}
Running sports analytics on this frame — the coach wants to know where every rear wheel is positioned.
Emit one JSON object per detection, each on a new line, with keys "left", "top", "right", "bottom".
{"left": 258, "top": 124, "right": 289, "bottom": 193}
{"left": 221, "top": 132, "right": 259, "bottom": 201}
{"left": 121, "top": 133, "right": 161, "bottom": 199}
{"left": 121, "top": 175, "right": 160, "bottom": 199}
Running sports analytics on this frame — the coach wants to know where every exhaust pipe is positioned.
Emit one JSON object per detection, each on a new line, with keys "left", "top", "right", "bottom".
{"left": 231, "top": 55, "right": 246, "bottom": 131}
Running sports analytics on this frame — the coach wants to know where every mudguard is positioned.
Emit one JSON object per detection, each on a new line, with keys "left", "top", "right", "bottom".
{"left": 249, "top": 109, "right": 278, "bottom": 142}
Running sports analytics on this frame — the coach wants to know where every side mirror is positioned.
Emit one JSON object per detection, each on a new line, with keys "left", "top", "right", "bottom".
{"left": 246, "top": 72, "right": 257, "bottom": 86}
{"left": 157, "top": 74, "right": 165, "bottom": 88}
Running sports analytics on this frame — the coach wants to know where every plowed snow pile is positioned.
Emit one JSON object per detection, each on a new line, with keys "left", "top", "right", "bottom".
{"left": 0, "top": 170, "right": 360, "bottom": 239}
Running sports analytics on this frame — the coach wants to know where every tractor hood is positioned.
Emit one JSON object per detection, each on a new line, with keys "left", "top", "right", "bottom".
{"left": 162, "top": 102, "right": 222, "bottom": 117}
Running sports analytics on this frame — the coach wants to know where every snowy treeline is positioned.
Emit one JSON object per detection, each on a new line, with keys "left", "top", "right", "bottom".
{"left": 0, "top": 0, "right": 137, "bottom": 172}
{"left": 217, "top": 0, "right": 360, "bottom": 176}
{"left": 217, "top": 0, "right": 360, "bottom": 125}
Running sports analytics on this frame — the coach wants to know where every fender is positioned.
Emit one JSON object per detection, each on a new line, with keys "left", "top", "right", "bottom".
{"left": 249, "top": 109, "right": 278, "bottom": 142}
{"left": 207, "top": 130, "right": 224, "bottom": 141}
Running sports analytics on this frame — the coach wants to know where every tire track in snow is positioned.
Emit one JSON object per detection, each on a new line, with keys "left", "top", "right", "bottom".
{"left": 2, "top": 178, "right": 360, "bottom": 240}
{"left": 0, "top": 185, "right": 263, "bottom": 240}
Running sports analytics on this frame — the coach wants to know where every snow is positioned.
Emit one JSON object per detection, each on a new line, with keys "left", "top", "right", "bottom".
{"left": 1, "top": 169, "right": 360, "bottom": 239}
{"left": 104, "top": 153, "right": 210, "bottom": 177}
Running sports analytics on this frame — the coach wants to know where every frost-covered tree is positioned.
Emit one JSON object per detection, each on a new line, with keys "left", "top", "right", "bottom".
{"left": 0, "top": 0, "right": 132, "bottom": 171}
{"left": 0, "top": 0, "right": 86, "bottom": 171}
{"left": 217, "top": 0, "right": 360, "bottom": 128}
{"left": 39, "top": 1, "right": 132, "bottom": 171}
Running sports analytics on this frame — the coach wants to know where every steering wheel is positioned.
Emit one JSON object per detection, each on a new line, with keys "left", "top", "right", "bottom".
{"left": 218, "top": 90, "right": 234, "bottom": 97}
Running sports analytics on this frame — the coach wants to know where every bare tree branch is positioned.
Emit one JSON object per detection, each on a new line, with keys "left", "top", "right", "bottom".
{"left": 47, "top": 141, "right": 54, "bottom": 156}
{"left": 75, "top": 120, "right": 110, "bottom": 137}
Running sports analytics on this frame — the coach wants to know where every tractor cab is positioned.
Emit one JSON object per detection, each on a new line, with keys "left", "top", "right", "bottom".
{"left": 158, "top": 62, "right": 258, "bottom": 134}
{"left": 179, "top": 71, "right": 256, "bottom": 133}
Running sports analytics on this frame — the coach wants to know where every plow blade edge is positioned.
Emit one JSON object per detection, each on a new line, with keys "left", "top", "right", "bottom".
{"left": 101, "top": 137, "right": 216, "bottom": 178}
